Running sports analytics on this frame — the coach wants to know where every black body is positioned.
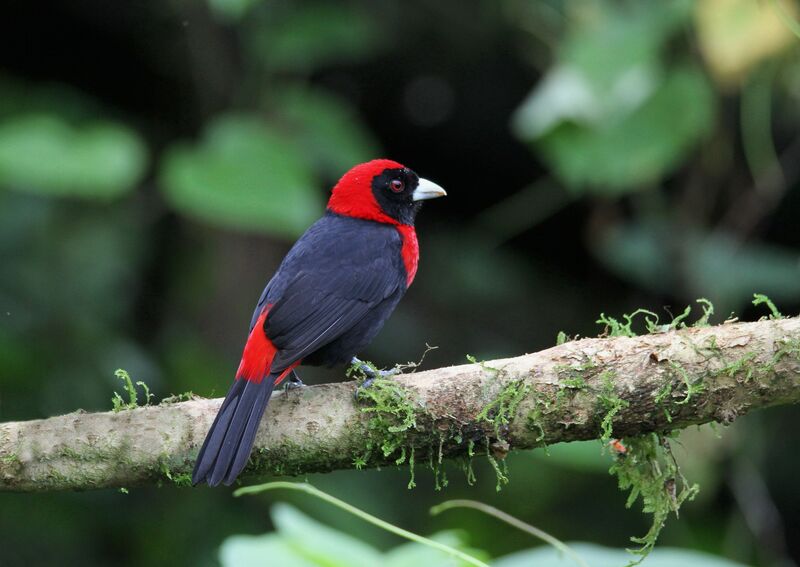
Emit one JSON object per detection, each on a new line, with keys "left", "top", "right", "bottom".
{"left": 192, "top": 212, "right": 409, "bottom": 486}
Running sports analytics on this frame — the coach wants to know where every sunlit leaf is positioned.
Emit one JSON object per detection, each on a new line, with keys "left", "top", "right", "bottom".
{"left": 219, "top": 503, "right": 383, "bottom": 567}
{"left": 695, "top": 0, "right": 798, "bottom": 86}
{"left": 385, "top": 531, "right": 488, "bottom": 567}
{"left": 0, "top": 114, "right": 147, "bottom": 198}
{"left": 159, "top": 114, "right": 323, "bottom": 237}
{"left": 493, "top": 543, "right": 749, "bottom": 567}
{"left": 219, "top": 534, "right": 316, "bottom": 567}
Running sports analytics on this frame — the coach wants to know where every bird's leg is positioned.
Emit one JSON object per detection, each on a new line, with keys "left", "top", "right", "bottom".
{"left": 351, "top": 356, "right": 399, "bottom": 390}
{"left": 283, "top": 370, "right": 305, "bottom": 395}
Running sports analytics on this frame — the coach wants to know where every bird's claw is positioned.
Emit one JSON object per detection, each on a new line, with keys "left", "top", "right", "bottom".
{"left": 283, "top": 371, "right": 305, "bottom": 395}
{"left": 352, "top": 357, "right": 399, "bottom": 380}
{"left": 352, "top": 357, "right": 399, "bottom": 399}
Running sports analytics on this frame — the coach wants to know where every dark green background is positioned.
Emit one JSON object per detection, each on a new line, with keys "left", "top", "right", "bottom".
{"left": 1, "top": 1, "right": 799, "bottom": 565}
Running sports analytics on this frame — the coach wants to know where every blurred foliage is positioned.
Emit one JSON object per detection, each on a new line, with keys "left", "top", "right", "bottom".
{"left": 0, "top": 79, "right": 147, "bottom": 198}
{"left": 695, "top": 0, "right": 798, "bottom": 86}
{"left": 494, "top": 543, "right": 750, "bottom": 567}
{"left": 513, "top": 0, "right": 714, "bottom": 192}
{"left": 221, "top": 503, "right": 750, "bottom": 567}
{"left": 220, "top": 503, "right": 487, "bottom": 567}
{"left": 2, "top": 0, "right": 800, "bottom": 566}
{"left": 161, "top": 114, "right": 321, "bottom": 236}
{"left": 0, "top": 114, "right": 146, "bottom": 198}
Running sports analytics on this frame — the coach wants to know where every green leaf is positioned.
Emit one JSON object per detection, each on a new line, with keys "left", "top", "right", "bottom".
{"left": 493, "top": 543, "right": 749, "bottom": 567}
{"left": 271, "top": 503, "right": 384, "bottom": 567}
{"left": 385, "top": 531, "right": 486, "bottom": 567}
{"left": 512, "top": 1, "right": 712, "bottom": 193}
{"left": 159, "top": 114, "right": 323, "bottom": 237}
{"left": 219, "top": 503, "right": 382, "bottom": 567}
{"left": 219, "top": 534, "right": 316, "bottom": 567}
{"left": 533, "top": 67, "right": 714, "bottom": 193}
{"left": 0, "top": 114, "right": 147, "bottom": 198}
{"left": 513, "top": 0, "right": 691, "bottom": 135}
{"left": 268, "top": 86, "right": 380, "bottom": 176}
{"left": 564, "top": 0, "right": 691, "bottom": 87}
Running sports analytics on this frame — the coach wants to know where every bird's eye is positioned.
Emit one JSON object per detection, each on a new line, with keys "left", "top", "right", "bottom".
{"left": 389, "top": 179, "right": 405, "bottom": 193}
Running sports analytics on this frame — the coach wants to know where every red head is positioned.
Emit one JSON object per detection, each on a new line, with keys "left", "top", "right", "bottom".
{"left": 327, "top": 159, "right": 446, "bottom": 226}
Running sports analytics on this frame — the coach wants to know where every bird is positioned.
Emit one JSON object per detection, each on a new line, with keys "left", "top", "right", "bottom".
{"left": 192, "top": 159, "right": 446, "bottom": 487}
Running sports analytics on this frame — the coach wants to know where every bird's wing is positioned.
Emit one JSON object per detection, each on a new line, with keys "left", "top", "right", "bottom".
{"left": 248, "top": 280, "right": 273, "bottom": 332}
{"left": 264, "top": 256, "right": 401, "bottom": 372}
{"left": 254, "top": 215, "right": 404, "bottom": 374}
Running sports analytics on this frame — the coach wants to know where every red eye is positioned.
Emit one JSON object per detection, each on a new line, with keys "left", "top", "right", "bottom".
{"left": 390, "top": 179, "right": 404, "bottom": 193}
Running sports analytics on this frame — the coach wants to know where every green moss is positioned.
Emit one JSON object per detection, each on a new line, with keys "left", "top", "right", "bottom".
{"left": 111, "top": 369, "right": 153, "bottom": 412}
{"left": 555, "top": 357, "right": 597, "bottom": 383}
{"left": 476, "top": 379, "right": 530, "bottom": 439}
{"left": 563, "top": 376, "right": 588, "bottom": 390}
{"left": 156, "top": 455, "right": 193, "bottom": 487}
{"left": 429, "top": 436, "right": 448, "bottom": 491}
{"left": 471, "top": 360, "right": 536, "bottom": 489}
{"left": 354, "top": 371, "right": 419, "bottom": 463}
{"left": 407, "top": 446, "right": 416, "bottom": 489}
{"left": 1, "top": 453, "right": 20, "bottom": 465}
{"left": 717, "top": 352, "right": 758, "bottom": 382}
{"left": 349, "top": 356, "right": 517, "bottom": 490}
{"left": 485, "top": 438, "right": 509, "bottom": 492}
{"left": 692, "top": 298, "right": 715, "bottom": 327}
{"left": 772, "top": 336, "right": 800, "bottom": 367}
{"left": 609, "top": 434, "right": 699, "bottom": 564}
{"left": 349, "top": 360, "right": 445, "bottom": 489}
{"left": 160, "top": 391, "right": 195, "bottom": 404}
{"left": 459, "top": 450, "right": 477, "bottom": 487}
{"left": 249, "top": 439, "right": 319, "bottom": 477}
{"left": 666, "top": 305, "right": 692, "bottom": 330}
{"left": 597, "top": 309, "right": 659, "bottom": 337}
{"left": 752, "top": 293, "right": 783, "bottom": 319}
{"left": 707, "top": 334, "right": 800, "bottom": 387}
{"left": 668, "top": 362, "right": 706, "bottom": 405}
{"left": 596, "top": 299, "right": 716, "bottom": 338}
{"left": 597, "top": 370, "right": 629, "bottom": 442}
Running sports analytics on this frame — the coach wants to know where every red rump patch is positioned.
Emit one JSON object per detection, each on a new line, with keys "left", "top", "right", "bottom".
{"left": 327, "top": 159, "right": 405, "bottom": 225}
{"left": 396, "top": 224, "right": 419, "bottom": 286}
{"left": 236, "top": 306, "right": 299, "bottom": 384}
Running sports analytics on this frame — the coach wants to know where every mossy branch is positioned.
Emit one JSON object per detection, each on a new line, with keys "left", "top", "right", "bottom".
{"left": 1, "top": 317, "right": 799, "bottom": 492}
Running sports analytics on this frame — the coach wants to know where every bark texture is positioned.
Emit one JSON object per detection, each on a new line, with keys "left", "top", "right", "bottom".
{"left": 1, "top": 317, "right": 799, "bottom": 492}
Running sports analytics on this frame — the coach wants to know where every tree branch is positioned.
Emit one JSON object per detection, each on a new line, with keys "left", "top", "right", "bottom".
{"left": 2, "top": 318, "right": 799, "bottom": 492}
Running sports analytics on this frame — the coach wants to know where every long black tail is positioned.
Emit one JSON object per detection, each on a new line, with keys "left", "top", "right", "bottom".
{"left": 192, "top": 375, "right": 276, "bottom": 487}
